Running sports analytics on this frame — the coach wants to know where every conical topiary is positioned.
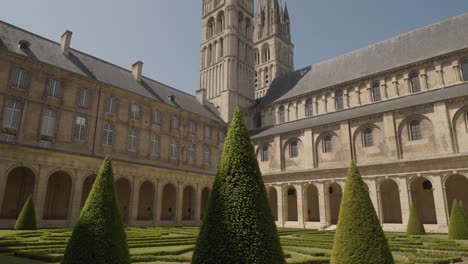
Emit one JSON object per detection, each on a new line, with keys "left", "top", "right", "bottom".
{"left": 62, "top": 156, "right": 129, "bottom": 264}
{"left": 14, "top": 195, "right": 37, "bottom": 230}
{"left": 192, "top": 107, "right": 285, "bottom": 264}
{"left": 330, "top": 160, "right": 394, "bottom": 264}
{"left": 407, "top": 205, "right": 426, "bottom": 236}
{"left": 448, "top": 200, "right": 468, "bottom": 240}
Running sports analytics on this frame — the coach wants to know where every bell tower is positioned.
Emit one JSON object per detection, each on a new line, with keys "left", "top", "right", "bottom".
{"left": 197, "top": 0, "right": 256, "bottom": 122}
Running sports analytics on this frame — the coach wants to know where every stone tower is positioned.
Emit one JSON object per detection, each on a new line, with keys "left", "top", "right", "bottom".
{"left": 197, "top": 0, "right": 256, "bottom": 123}
{"left": 253, "top": 0, "right": 294, "bottom": 98}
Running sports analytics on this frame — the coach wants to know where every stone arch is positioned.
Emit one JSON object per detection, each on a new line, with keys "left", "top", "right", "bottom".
{"left": 268, "top": 187, "right": 278, "bottom": 221}
{"left": 306, "top": 184, "right": 320, "bottom": 222}
{"left": 43, "top": 171, "right": 72, "bottom": 220}
{"left": 353, "top": 124, "right": 382, "bottom": 149}
{"left": 216, "top": 11, "right": 225, "bottom": 33}
{"left": 286, "top": 186, "right": 298, "bottom": 221}
{"left": 398, "top": 114, "right": 435, "bottom": 158}
{"left": 328, "top": 182, "right": 342, "bottom": 225}
{"left": 451, "top": 105, "right": 468, "bottom": 153}
{"left": 182, "top": 185, "right": 196, "bottom": 221}
{"left": 200, "top": 187, "right": 210, "bottom": 220}
{"left": 444, "top": 174, "right": 468, "bottom": 213}
{"left": 379, "top": 179, "right": 402, "bottom": 224}
{"left": 410, "top": 177, "right": 437, "bottom": 224}
{"left": 80, "top": 174, "right": 96, "bottom": 208}
{"left": 115, "top": 177, "right": 131, "bottom": 225}
{"left": 161, "top": 183, "right": 177, "bottom": 221}
{"left": 1, "top": 166, "right": 36, "bottom": 219}
{"left": 137, "top": 181, "right": 155, "bottom": 221}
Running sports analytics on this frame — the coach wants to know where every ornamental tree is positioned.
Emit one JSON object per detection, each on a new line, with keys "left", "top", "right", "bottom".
{"left": 14, "top": 195, "right": 37, "bottom": 230}
{"left": 407, "top": 205, "right": 426, "bottom": 236}
{"left": 448, "top": 200, "right": 468, "bottom": 240}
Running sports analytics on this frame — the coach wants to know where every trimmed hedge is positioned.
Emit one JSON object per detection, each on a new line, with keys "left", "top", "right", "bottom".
{"left": 330, "top": 160, "right": 394, "bottom": 264}
{"left": 62, "top": 156, "right": 130, "bottom": 264}
{"left": 14, "top": 195, "right": 37, "bottom": 230}
{"left": 407, "top": 205, "right": 426, "bottom": 236}
{"left": 448, "top": 200, "right": 468, "bottom": 240}
{"left": 192, "top": 108, "right": 285, "bottom": 264}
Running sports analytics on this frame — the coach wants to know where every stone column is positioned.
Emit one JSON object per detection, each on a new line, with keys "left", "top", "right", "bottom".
{"left": 275, "top": 185, "right": 285, "bottom": 227}
{"left": 34, "top": 166, "right": 51, "bottom": 224}
{"left": 303, "top": 129, "right": 314, "bottom": 169}
{"left": 69, "top": 173, "right": 84, "bottom": 225}
{"left": 366, "top": 84, "right": 372, "bottom": 103}
{"left": 343, "top": 90, "right": 349, "bottom": 109}
{"left": 331, "top": 92, "right": 336, "bottom": 111}
{"left": 391, "top": 77, "right": 399, "bottom": 97}
{"left": 129, "top": 177, "right": 140, "bottom": 226}
{"left": 430, "top": 175, "right": 448, "bottom": 228}
{"left": 152, "top": 181, "right": 159, "bottom": 226}
{"left": 452, "top": 61, "right": 462, "bottom": 82}
{"left": 397, "top": 177, "right": 411, "bottom": 226}
{"left": 313, "top": 97, "right": 319, "bottom": 115}
{"left": 403, "top": 74, "right": 411, "bottom": 94}
{"left": 317, "top": 182, "right": 328, "bottom": 229}
{"left": 354, "top": 86, "right": 361, "bottom": 106}
{"left": 321, "top": 94, "right": 327, "bottom": 113}
{"left": 380, "top": 80, "right": 388, "bottom": 100}
{"left": 195, "top": 184, "right": 202, "bottom": 225}
{"left": 435, "top": 64, "right": 445, "bottom": 87}
{"left": 295, "top": 183, "right": 305, "bottom": 228}
{"left": 419, "top": 69, "right": 428, "bottom": 91}
{"left": 176, "top": 182, "right": 184, "bottom": 224}
{"left": 0, "top": 163, "right": 8, "bottom": 211}
{"left": 366, "top": 179, "right": 380, "bottom": 220}
{"left": 155, "top": 182, "right": 164, "bottom": 224}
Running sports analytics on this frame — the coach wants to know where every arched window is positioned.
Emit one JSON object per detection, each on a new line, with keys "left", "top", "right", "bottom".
{"left": 278, "top": 105, "right": 285, "bottom": 123}
{"left": 462, "top": 59, "right": 468, "bottom": 82}
{"left": 207, "top": 18, "right": 215, "bottom": 39}
{"left": 335, "top": 90, "right": 344, "bottom": 110}
{"left": 409, "top": 120, "right": 422, "bottom": 141}
{"left": 409, "top": 72, "right": 421, "bottom": 93}
{"left": 422, "top": 180, "right": 433, "bottom": 190}
{"left": 305, "top": 98, "right": 313, "bottom": 117}
{"left": 371, "top": 82, "right": 381, "bottom": 102}
{"left": 261, "top": 145, "right": 269, "bottom": 162}
{"left": 323, "top": 136, "right": 332, "bottom": 153}
{"left": 289, "top": 141, "right": 298, "bottom": 158}
{"left": 363, "top": 128, "right": 373, "bottom": 147}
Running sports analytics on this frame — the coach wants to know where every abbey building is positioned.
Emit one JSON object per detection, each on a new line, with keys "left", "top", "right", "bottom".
{"left": 1, "top": 0, "right": 468, "bottom": 233}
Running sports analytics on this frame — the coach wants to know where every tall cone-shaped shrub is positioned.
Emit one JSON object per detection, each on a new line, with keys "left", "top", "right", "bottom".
{"left": 192, "top": 108, "right": 285, "bottom": 264}
{"left": 407, "top": 205, "right": 426, "bottom": 236}
{"left": 62, "top": 156, "right": 129, "bottom": 264}
{"left": 331, "top": 161, "right": 394, "bottom": 264}
{"left": 448, "top": 200, "right": 468, "bottom": 239}
{"left": 14, "top": 195, "right": 37, "bottom": 230}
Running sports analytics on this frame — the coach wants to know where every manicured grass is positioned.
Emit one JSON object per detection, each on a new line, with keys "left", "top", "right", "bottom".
{"left": 0, "top": 227, "right": 467, "bottom": 263}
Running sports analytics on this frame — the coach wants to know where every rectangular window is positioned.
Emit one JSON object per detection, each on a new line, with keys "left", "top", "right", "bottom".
{"left": 72, "top": 115, "right": 87, "bottom": 142}
{"left": 153, "top": 110, "right": 161, "bottom": 125}
{"left": 189, "top": 120, "right": 197, "bottom": 135}
{"left": 3, "top": 100, "right": 23, "bottom": 130}
{"left": 106, "top": 97, "right": 117, "bottom": 114}
{"left": 46, "top": 79, "right": 63, "bottom": 98}
{"left": 204, "top": 145, "right": 211, "bottom": 166}
{"left": 0, "top": 133, "right": 16, "bottom": 144}
{"left": 102, "top": 123, "right": 114, "bottom": 147}
{"left": 40, "top": 109, "right": 57, "bottom": 137}
{"left": 204, "top": 125, "right": 211, "bottom": 139}
{"left": 10, "top": 68, "right": 30, "bottom": 90}
{"left": 150, "top": 134, "right": 160, "bottom": 156}
{"left": 189, "top": 143, "right": 196, "bottom": 163}
{"left": 78, "top": 88, "right": 90, "bottom": 108}
{"left": 130, "top": 104, "right": 140, "bottom": 120}
{"left": 218, "top": 131, "right": 225, "bottom": 143}
{"left": 127, "top": 128, "right": 138, "bottom": 152}
{"left": 172, "top": 115, "right": 179, "bottom": 130}
{"left": 170, "top": 140, "right": 178, "bottom": 160}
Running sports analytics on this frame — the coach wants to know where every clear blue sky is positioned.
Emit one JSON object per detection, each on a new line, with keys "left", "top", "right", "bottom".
{"left": 1, "top": 1, "right": 467, "bottom": 95}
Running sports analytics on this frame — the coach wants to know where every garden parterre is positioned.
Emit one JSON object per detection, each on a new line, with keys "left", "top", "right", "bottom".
{"left": 0, "top": 228, "right": 467, "bottom": 264}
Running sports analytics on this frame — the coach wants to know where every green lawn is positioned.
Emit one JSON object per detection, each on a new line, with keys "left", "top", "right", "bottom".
{"left": 0, "top": 227, "right": 467, "bottom": 263}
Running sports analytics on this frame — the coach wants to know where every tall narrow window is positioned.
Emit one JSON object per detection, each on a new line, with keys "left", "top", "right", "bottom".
{"left": 153, "top": 110, "right": 161, "bottom": 125}
{"left": 2, "top": 100, "right": 23, "bottom": 129}
{"left": 409, "top": 72, "right": 421, "bottom": 93}
{"left": 127, "top": 128, "right": 138, "bottom": 152}
{"left": 261, "top": 145, "right": 269, "bottom": 162}
{"left": 363, "top": 128, "right": 373, "bottom": 147}
{"left": 289, "top": 141, "right": 298, "bottom": 158}
{"left": 189, "top": 120, "right": 197, "bottom": 135}
{"left": 102, "top": 123, "right": 113, "bottom": 147}
{"left": 10, "top": 68, "right": 30, "bottom": 90}
{"left": 170, "top": 139, "right": 178, "bottom": 160}
{"left": 106, "top": 97, "right": 117, "bottom": 114}
{"left": 189, "top": 143, "right": 196, "bottom": 163}
{"left": 371, "top": 82, "right": 381, "bottom": 102}
{"left": 278, "top": 105, "right": 285, "bottom": 123}
{"left": 40, "top": 109, "right": 57, "bottom": 137}
{"left": 73, "top": 115, "right": 87, "bottom": 142}
{"left": 323, "top": 136, "right": 332, "bottom": 153}
{"left": 218, "top": 131, "right": 225, "bottom": 143}
{"left": 409, "top": 120, "right": 422, "bottom": 141}
{"left": 305, "top": 98, "right": 313, "bottom": 117}
{"left": 78, "top": 88, "right": 90, "bottom": 108}
{"left": 46, "top": 79, "right": 63, "bottom": 99}
{"left": 204, "top": 125, "right": 211, "bottom": 139}
{"left": 172, "top": 115, "right": 179, "bottom": 130}
{"left": 461, "top": 60, "right": 468, "bottom": 82}
{"left": 254, "top": 112, "right": 262, "bottom": 128}
{"left": 130, "top": 104, "right": 140, "bottom": 120}
{"left": 335, "top": 90, "right": 344, "bottom": 110}
{"left": 150, "top": 134, "right": 160, "bottom": 156}
{"left": 204, "top": 145, "right": 211, "bottom": 166}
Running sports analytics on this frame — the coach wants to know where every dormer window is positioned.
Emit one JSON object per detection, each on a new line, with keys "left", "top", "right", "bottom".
{"left": 18, "top": 40, "right": 30, "bottom": 50}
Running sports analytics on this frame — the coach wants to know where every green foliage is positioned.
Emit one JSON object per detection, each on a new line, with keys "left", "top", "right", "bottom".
{"left": 330, "top": 160, "right": 394, "bottom": 264}
{"left": 14, "top": 195, "right": 37, "bottom": 230}
{"left": 448, "top": 200, "right": 468, "bottom": 240}
{"left": 62, "top": 156, "right": 129, "bottom": 264}
{"left": 407, "top": 205, "right": 426, "bottom": 236}
{"left": 192, "top": 108, "right": 285, "bottom": 264}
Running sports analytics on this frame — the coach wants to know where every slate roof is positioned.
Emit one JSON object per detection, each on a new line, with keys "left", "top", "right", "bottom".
{"left": 257, "top": 12, "right": 468, "bottom": 107}
{"left": 251, "top": 82, "right": 468, "bottom": 139}
{"left": 0, "top": 21, "right": 223, "bottom": 122}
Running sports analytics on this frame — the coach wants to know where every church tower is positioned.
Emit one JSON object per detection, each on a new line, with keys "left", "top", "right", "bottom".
{"left": 253, "top": 0, "right": 294, "bottom": 98}
{"left": 197, "top": 0, "right": 256, "bottom": 122}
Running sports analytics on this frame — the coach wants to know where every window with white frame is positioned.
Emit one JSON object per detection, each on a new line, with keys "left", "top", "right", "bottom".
{"left": 289, "top": 141, "right": 298, "bottom": 158}
{"left": 170, "top": 139, "right": 178, "bottom": 160}
{"left": 106, "top": 97, "right": 117, "bottom": 114}
{"left": 172, "top": 115, "right": 179, "bottom": 130}
{"left": 127, "top": 128, "right": 138, "bottom": 152}
{"left": 363, "top": 128, "right": 373, "bottom": 147}
{"left": 130, "top": 104, "right": 140, "bottom": 120}
{"left": 78, "top": 88, "right": 90, "bottom": 108}
{"left": 72, "top": 115, "right": 87, "bottom": 142}
{"left": 40, "top": 109, "right": 57, "bottom": 137}
{"left": 323, "top": 136, "right": 332, "bottom": 153}
{"left": 150, "top": 134, "right": 160, "bottom": 156}
{"left": 305, "top": 98, "right": 313, "bottom": 117}
{"left": 189, "top": 120, "right": 197, "bottom": 135}
{"left": 0, "top": 133, "right": 16, "bottom": 143}
{"left": 204, "top": 125, "right": 211, "bottom": 139}
{"left": 10, "top": 68, "right": 30, "bottom": 90}
{"left": 189, "top": 143, "right": 196, "bottom": 163}
{"left": 409, "top": 120, "right": 422, "bottom": 141}
{"left": 204, "top": 145, "right": 211, "bottom": 166}
{"left": 102, "top": 122, "right": 114, "bottom": 147}
{"left": 218, "top": 130, "right": 225, "bottom": 143}
{"left": 46, "top": 79, "right": 63, "bottom": 99}
{"left": 261, "top": 145, "right": 269, "bottom": 162}
{"left": 152, "top": 110, "right": 161, "bottom": 125}
{"left": 2, "top": 100, "right": 23, "bottom": 129}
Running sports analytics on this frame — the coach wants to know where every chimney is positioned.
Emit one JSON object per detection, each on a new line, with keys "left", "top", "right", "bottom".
{"left": 61, "top": 30, "right": 72, "bottom": 55}
{"left": 132, "top": 61, "right": 143, "bottom": 82}
{"left": 196, "top": 88, "right": 207, "bottom": 105}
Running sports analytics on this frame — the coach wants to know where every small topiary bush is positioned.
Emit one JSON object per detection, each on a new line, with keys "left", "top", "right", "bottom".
{"left": 14, "top": 195, "right": 37, "bottom": 230}
{"left": 448, "top": 200, "right": 468, "bottom": 240}
{"left": 192, "top": 107, "right": 285, "bottom": 264}
{"left": 407, "top": 205, "right": 426, "bottom": 236}
{"left": 62, "top": 156, "right": 129, "bottom": 264}
{"left": 330, "top": 160, "right": 394, "bottom": 264}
